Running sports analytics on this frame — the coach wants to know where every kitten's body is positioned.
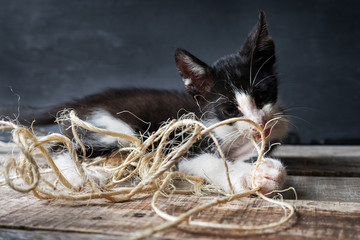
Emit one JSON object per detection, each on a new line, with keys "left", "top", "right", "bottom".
{"left": 3, "top": 12, "right": 288, "bottom": 194}
{"left": 53, "top": 89, "right": 201, "bottom": 156}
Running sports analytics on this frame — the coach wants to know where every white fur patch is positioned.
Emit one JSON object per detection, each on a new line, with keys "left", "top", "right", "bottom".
{"left": 178, "top": 153, "right": 286, "bottom": 194}
{"left": 202, "top": 91, "right": 289, "bottom": 160}
{"left": 235, "top": 92, "right": 265, "bottom": 126}
{"left": 89, "top": 110, "right": 135, "bottom": 146}
{"left": 183, "top": 78, "right": 192, "bottom": 86}
{"left": 178, "top": 153, "right": 252, "bottom": 193}
{"left": 235, "top": 93, "right": 288, "bottom": 144}
{"left": 204, "top": 118, "right": 257, "bottom": 160}
{"left": 53, "top": 152, "right": 106, "bottom": 190}
{"left": 53, "top": 153, "right": 84, "bottom": 189}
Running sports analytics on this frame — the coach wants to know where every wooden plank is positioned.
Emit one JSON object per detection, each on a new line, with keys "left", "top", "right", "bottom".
{"left": 272, "top": 146, "right": 360, "bottom": 177}
{"left": 280, "top": 156, "right": 360, "bottom": 177}
{"left": 283, "top": 176, "right": 360, "bottom": 201}
{"left": 0, "top": 229, "right": 125, "bottom": 240}
{"left": 273, "top": 145, "right": 360, "bottom": 158}
{"left": 0, "top": 186, "right": 359, "bottom": 240}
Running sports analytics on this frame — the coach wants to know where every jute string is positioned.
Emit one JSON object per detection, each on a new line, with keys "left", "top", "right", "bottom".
{"left": 0, "top": 110, "right": 295, "bottom": 239}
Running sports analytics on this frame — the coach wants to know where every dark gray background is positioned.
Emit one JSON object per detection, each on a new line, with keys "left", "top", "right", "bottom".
{"left": 0, "top": 0, "right": 359, "bottom": 144}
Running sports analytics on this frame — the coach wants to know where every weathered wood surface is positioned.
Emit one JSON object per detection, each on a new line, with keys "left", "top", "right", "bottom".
{"left": 0, "top": 186, "right": 359, "bottom": 240}
{"left": 272, "top": 146, "right": 360, "bottom": 177}
{"left": 0, "top": 145, "right": 360, "bottom": 239}
{"left": 273, "top": 145, "right": 360, "bottom": 158}
{"left": 284, "top": 176, "right": 360, "bottom": 201}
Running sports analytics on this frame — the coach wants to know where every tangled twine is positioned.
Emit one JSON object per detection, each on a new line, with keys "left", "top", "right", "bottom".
{"left": 0, "top": 110, "right": 295, "bottom": 239}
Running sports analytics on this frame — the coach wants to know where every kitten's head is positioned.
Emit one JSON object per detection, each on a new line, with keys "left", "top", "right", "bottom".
{"left": 175, "top": 11, "right": 288, "bottom": 153}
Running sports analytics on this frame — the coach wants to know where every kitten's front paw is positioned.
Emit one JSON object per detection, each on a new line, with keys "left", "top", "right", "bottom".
{"left": 225, "top": 171, "right": 252, "bottom": 194}
{"left": 254, "top": 157, "right": 286, "bottom": 194}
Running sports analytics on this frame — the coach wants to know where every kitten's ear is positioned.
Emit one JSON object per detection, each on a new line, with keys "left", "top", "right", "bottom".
{"left": 175, "top": 48, "right": 212, "bottom": 96}
{"left": 240, "top": 11, "right": 275, "bottom": 66}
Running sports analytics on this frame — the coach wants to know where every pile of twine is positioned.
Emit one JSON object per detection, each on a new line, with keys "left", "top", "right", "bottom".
{"left": 0, "top": 110, "right": 295, "bottom": 239}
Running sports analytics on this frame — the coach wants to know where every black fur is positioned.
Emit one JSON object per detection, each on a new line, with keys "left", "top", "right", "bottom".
{"left": 174, "top": 11, "right": 277, "bottom": 123}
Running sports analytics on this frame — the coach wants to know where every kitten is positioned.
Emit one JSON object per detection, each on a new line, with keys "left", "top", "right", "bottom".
{"left": 3, "top": 11, "right": 288, "bottom": 194}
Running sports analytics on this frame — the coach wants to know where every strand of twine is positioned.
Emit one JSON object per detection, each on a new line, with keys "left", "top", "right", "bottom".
{"left": 0, "top": 111, "right": 294, "bottom": 239}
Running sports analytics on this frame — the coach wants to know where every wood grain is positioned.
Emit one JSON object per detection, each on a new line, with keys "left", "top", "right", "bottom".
{"left": 283, "top": 176, "right": 360, "bottom": 201}
{"left": 272, "top": 146, "right": 360, "bottom": 177}
{"left": 1, "top": 145, "right": 360, "bottom": 239}
{"left": 280, "top": 156, "right": 360, "bottom": 177}
{"left": 273, "top": 145, "right": 360, "bottom": 158}
{"left": 0, "top": 186, "right": 359, "bottom": 240}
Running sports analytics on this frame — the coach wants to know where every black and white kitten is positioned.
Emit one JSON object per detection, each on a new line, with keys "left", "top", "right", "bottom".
{"left": 6, "top": 12, "right": 288, "bottom": 194}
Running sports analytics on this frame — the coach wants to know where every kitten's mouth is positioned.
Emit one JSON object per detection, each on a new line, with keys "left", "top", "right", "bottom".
{"left": 254, "top": 127, "right": 271, "bottom": 141}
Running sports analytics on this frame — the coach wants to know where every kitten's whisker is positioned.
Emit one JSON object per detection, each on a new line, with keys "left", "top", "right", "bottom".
{"left": 219, "top": 129, "right": 243, "bottom": 147}
{"left": 271, "top": 115, "right": 301, "bottom": 131}
{"left": 222, "top": 133, "right": 242, "bottom": 147}
{"left": 249, "top": 50, "right": 255, "bottom": 86}
{"left": 252, "top": 55, "right": 275, "bottom": 87}
{"left": 276, "top": 113, "right": 311, "bottom": 126}
{"left": 219, "top": 131, "right": 240, "bottom": 145}
{"left": 272, "top": 112, "right": 284, "bottom": 116}
{"left": 283, "top": 119, "right": 301, "bottom": 131}
{"left": 222, "top": 131, "right": 246, "bottom": 156}
{"left": 254, "top": 75, "right": 277, "bottom": 88}
{"left": 282, "top": 106, "right": 316, "bottom": 112}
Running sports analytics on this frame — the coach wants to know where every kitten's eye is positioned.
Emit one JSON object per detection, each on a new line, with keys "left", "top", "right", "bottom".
{"left": 222, "top": 106, "right": 239, "bottom": 118}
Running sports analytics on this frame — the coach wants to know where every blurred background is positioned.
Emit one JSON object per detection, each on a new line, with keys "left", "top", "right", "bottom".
{"left": 0, "top": 0, "right": 359, "bottom": 144}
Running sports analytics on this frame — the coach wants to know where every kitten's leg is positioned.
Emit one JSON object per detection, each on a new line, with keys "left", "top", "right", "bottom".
{"left": 178, "top": 153, "right": 252, "bottom": 193}
{"left": 178, "top": 153, "right": 286, "bottom": 194}
{"left": 87, "top": 110, "right": 136, "bottom": 148}
{"left": 53, "top": 152, "right": 107, "bottom": 190}
{"left": 53, "top": 110, "right": 136, "bottom": 190}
